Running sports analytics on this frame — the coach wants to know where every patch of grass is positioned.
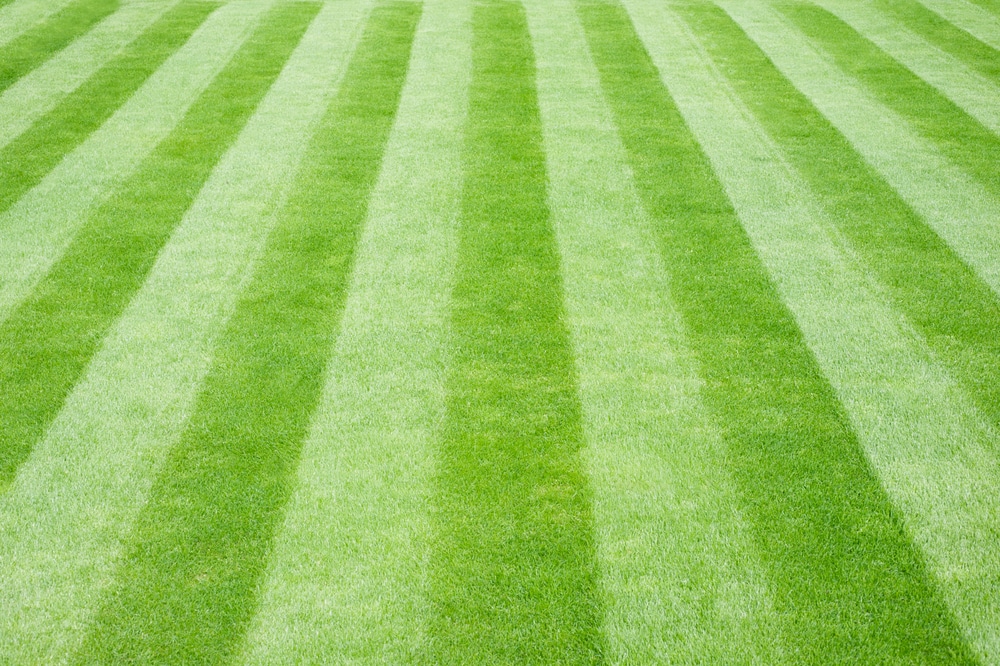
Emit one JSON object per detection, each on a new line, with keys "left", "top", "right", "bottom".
{"left": 578, "top": 1, "right": 977, "bottom": 662}
{"left": 681, "top": 0, "right": 1000, "bottom": 461}
{"left": 0, "top": 1, "right": 216, "bottom": 214}
{"left": 873, "top": 0, "right": 1000, "bottom": 83}
{"left": 0, "top": 0, "right": 118, "bottom": 92}
{"left": 428, "top": 2, "right": 605, "bottom": 663}
{"left": 74, "top": 3, "right": 420, "bottom": 663}
{"left": 0, "top": 1, "right": 302, "bottom": 492}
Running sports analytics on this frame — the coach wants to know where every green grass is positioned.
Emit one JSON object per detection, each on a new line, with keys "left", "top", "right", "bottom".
{"left": 0, "top": 1, "right": 216, "bottom": 214}
{"left": 428, "top": 2, "right": 605, "bottom": 663}
{"left": 578, "top": 1, "right": 976, "bottom": 662}
{"left": 0, "top": 1, "right": 300, "bottom": 492}
{"left": 0, "top": 0, "right": 119, "bottom": 92}
{"left": 74, "top": 3, "right": 419, "bottom": 662}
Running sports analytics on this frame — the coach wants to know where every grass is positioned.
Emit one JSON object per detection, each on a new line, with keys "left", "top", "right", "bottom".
{"left": 0, "top": 0, "right": 999, "bottom": 662}
{"left": 428, "top": 2, "right": 605, "bottom": 662}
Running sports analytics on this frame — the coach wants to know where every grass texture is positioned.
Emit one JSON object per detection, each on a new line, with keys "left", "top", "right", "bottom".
{"left": 75, "top": 3, "right": 419, "bottom": 662}
{"left": 578, "top": 1, "right": 976, "bottom": 662}
{"left": 428, "top": 2, "right": 605, "bottom": 662}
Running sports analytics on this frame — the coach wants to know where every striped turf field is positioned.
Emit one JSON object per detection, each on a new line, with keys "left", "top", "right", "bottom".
{"left": 1, "top": 0, "right": 999, "bottom": 663}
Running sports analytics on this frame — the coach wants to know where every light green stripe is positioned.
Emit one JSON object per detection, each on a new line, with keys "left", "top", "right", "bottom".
{"left": 914, "top": 0, "right": 1000, "bottom": 51}
{"left": 0, "top": 0, "right": 267, "bottom": 326}
{"left": 0, "top": 0, "right": 176, "bottom": 151}
{"left": 812, "top": 0, "right": 1000, "bottom": 138}
{"left": 244, "top": 1, "right": 467, "bottom": 661}
{"left": 652, "top": 0, "right": 1000, "bottom": 660}
{"left": 525, "top": 0, "right": 781, "bottom": 662}
{"left": 0, "top": 3, "right": 361, "bottom": 660}
{"left": 0, "top": 0, "right": 76, "bottom": 49}
{"left": 719, "top": 1, "right": 1000, "bottom": 298}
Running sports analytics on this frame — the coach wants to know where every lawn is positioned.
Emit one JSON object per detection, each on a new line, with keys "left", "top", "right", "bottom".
{"left": 1, "top": 0, "right": 999, "bottom": 662}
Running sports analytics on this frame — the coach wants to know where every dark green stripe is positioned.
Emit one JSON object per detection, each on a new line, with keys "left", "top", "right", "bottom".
{"left": 968, "top": 0, "right": 1000, "bottom": 18}
{"left": 0, "top": 0, "right": 119, "bottom": 93}
{"left": 782, "top": 2, "right": 1000, "bottom": 197}
{"left": 74, "top": 3, "right": 418, "bottom": 663}
{"left": 429, "top": 2, "right": 604, "bottom": 663}
{"left": 873, "top": 0, "right": 1000, "bottom": 84}
{"left": 0, "top": 3, "right": 311, "bottom": 491}
{"left": 0, "top": 1, "right": 217, "bottom": 215}
{"left": 752, "top": 1, "right": 1000, "bottom": 431}
{"left": 577, "top": 1, "right": 976, "bottom": 662}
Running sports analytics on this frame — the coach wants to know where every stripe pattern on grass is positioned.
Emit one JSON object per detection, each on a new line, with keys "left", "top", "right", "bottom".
{"left": 0, "top": 0, "right": 998, "bottom": 661}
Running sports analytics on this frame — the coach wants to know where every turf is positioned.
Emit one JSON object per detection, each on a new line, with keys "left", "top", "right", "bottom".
{"left": 0, "top": 0, "right": 119, "bottom": 93}
{"left": 578, "top": 1, "right": 976, "bottom": 662}
{"left": 74, "top": 3, "right": 419, "bottom": 662}
{"left": 428, "top": 2, "right": 605, "bottom": 662}
{"left": 0, "top": 0, "right": 998, "bottom": 661}
{"left": 0, "top": 1, "right": 216, "bottom": 214}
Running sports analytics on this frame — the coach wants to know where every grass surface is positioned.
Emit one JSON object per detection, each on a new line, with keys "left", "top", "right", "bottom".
{"left": 1, "top": 0, "right": 998, "bottom": 662}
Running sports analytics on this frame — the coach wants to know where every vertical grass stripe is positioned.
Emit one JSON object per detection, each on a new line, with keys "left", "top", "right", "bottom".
{"left": 243, "top": 0, "right": 467, "bottom": 661}
{"left": 872, "top": 0, "right": 1000, "bottom": 84}
{"left": 0, "top": 3, "right": 358, "bottom": 660}
{"left": 723, "top": 2, "right": 1000, "bottom": 298}
{"left": 0, "top": 1, "right": 216, "bottom": 215}
{"left": 915, "top": 0, "right": 1000, "bottom": 52}
{"left": 793, "top": 1, "right": 1000, "bottom": 184}
{"left": 526, "top": 0, "right": 784, "bottom": 661}
{"left": 0, "top": 0, "right": 269, "bottom": 327}
{"left": 586, "top": 0, "right": 976, "bottom": 661}
{"left": 0, "top": 0, "right": 119, "bottom": 93}
{"left": 808, "top": 0, "right": 1000, "bottom": 140}
{"left": 76, "top": 4, "right": 418, "bottom": 663}
{"left": 679, "top": 0, "right": 1000, "bottom": 486}
{"left": 429, "top": 2, "right": 604, "bottom": 663}
{"left": 0, "top": 0, "right": 306, "bottom": 492}
{"left": 0, "top": 0, "right": 176, "bottom": 152}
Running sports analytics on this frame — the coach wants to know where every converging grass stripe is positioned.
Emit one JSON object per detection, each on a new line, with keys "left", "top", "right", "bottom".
{"left": 76, "top": 4, "right": 418, "bottom": 662}
{"left": 0, "top": 1, "right": 216, "bottom": 215}
{"left": 528, "top": 0, "right": 783, "bottom": 661}
{"left": 0, "top": 3, "right": 352, "bottom": 660}
{"left": 872, "top": 0, "right": 1000, "bottom": 84}
{"left": 0, "top": 0, "right": 271, "bottom": 327}
{"left": 0, "top": 0, "right": 119, "bottom": 93}
{"left": 681, "top": 0, "right": 1000, "bottom": 497}
{"left": 914, "top": 0, "right": 1000, "bottom": 51}
{"left": 807, "top": 0, "right": 1000, "bottom": 152}
{"left": 429, "top": 2, "right": 604, "bottom": 663}
{"left": 243, "top": 0, "right": 466, "bottom": 661}
{"left": 0, "top": 0, "right": 176, "bottom": 152}
{"left": 587, "top": 1, "right": 976, "bottom": 662}
{"left": 0, "top": 0, "right": 300, "bottom": 492}
{"left": 797, "top": 1, "right": 1000, "bottom": 173}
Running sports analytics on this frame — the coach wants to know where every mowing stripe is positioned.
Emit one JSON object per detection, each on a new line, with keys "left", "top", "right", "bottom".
{"left": 0, "top": 1, "right": 216, "bottom": 215}
{"left": 593, "top": 0, "right": 977, "bottom": 661}
{"left": 0, "top": 0, "right": 119, "bottom": 93}
{"left": 805, "top": 0, "right": 1000, "bottom": 150}
{"left": 0, "top": 1, "right": 302, "bottom": 493}
{"left": 0, "top": 0, "right": 85, "bottom": 49}
{"left": 526, "top": 0, "right": 783, "bottom": 661}
{"left": 0, "top": 0, "right": 176, "bottom": 152}
{"left": 429, "top": 2, "right": 604, "bottom": 662}
{"left": 721, "top": 3, "right": 1000, "bottom": 299}
{"left": 0, "top": 1, "right": 357, "bottom": 660}
{"left": 656, "top": 1, "right": 1000, "bottom": 660}
{"left": 76, "top": 4, "right": 418, "bottom": 663}
{"left": 242, "top": 0, "right": 467, "bottom": 662}
{"left": 871, "top": 0, "right": 1000, "bottom": 84}
{"left": 0, "top": 0, "right": 269, "bottom": 327}
{"left": 915, "top": 0, "right": 1000, "bottom": 52}
{"left": 680, "top": 0, "right": 1000, "bottom": 501}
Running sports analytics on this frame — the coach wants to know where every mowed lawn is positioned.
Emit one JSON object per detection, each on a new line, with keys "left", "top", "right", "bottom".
{"left": 1, "top": 0, "right": 1000, "bottom": 662}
